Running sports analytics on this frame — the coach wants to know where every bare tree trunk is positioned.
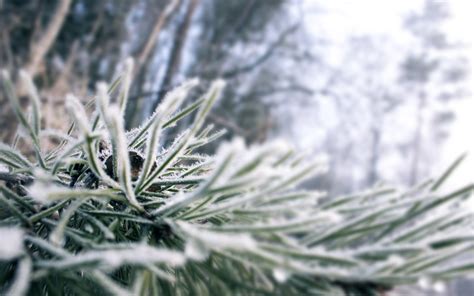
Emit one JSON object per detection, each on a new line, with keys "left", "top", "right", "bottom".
{"left": 1, "top": 0, "right": 71, "bottom": 144}
{"left": 409, "top": 90, "right": 426, "bottom": 185}
{"left": 135, "top": 0, "right": 180, "bottom": 75}
{"left": 367, "top": 127, "right": 380, "bottom": 186}
{"left": 152, "top": 0, "right": 200, "bottom": 111}
{"left": 127, "top": 0, "right": 181, "bottom": 127}
{"left": 25, "top": 0, "right": 72, "bottom": 76}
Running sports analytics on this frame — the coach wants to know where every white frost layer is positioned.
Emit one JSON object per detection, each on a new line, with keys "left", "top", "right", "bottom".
{"left": 273, "top": 268, "right": 291, "bottom": 283}
{"left": 52, "top": 244, "right": 186, "bottom": 270}
{"left": 0, "top": 227, "right": 24, "bottom": 260}
{"left": 176, "top": 221, "right": 257, "bottom": 260}
{"left": 27, "top": 180, "right": 66, "bottom": 204}
{"left": 101, "top": 244, "right": 186, "bottom": 268}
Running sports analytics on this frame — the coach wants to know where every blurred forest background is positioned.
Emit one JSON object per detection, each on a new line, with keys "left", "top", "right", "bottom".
{"left": 0, "top": 0, "right": 471, "bottom": 294}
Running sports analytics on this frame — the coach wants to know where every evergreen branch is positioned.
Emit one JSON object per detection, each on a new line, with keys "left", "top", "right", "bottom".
{"left": 0, "top": 63, "right": 472, "bottom": 296}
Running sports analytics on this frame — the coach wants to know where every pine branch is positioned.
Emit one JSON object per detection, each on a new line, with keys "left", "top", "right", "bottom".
{"left": 0, "top": 61, "right": 472, "bottom": 296}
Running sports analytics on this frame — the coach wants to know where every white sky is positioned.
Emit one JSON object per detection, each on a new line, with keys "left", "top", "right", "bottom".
{"left": 301, "top": 0, "right": 473, "bottom": 189}
{"left": 446, "top": 1, "right": 474, "bottom": 189}
{"left": 430, "top": 0, "right": 473, "bottom": 189}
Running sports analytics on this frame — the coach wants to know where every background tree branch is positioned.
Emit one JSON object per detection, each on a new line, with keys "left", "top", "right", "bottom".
{"left": 154, "top": 0, "right": 200, "bottom": 109}
{"left": 135, "top": 0, "right": 181, "bottom": 75}
{"left": 25, "top": 0, "right": 72, "bottom": 76}
{"left": 222, "top": 24, "right": 299, "bottom": 78}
